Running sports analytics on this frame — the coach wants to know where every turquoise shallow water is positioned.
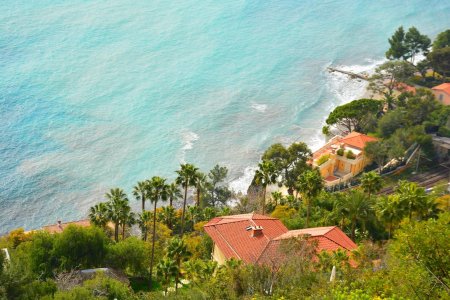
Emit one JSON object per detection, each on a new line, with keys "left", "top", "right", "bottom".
{"left": 0, "top": 1, "right": 449, "bottom": 233}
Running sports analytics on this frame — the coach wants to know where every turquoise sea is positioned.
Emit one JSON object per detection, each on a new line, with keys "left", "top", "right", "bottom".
{"left": 0, "top": 1, "right": 449, "bottom": 233}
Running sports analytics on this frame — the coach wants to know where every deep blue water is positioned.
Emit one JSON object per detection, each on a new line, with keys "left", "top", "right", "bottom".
{"left": 0, "top": 1, "right": 449, "bottom": 233}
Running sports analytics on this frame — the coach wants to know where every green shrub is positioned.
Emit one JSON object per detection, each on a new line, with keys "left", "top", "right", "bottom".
{"left": 106, "top": 237, "right": 150, "bottom": 276}
{"left": 53, "top": 225, "right": 109, "bottom": 271}
{"left": 437, "top": 126, "right": 450, "bottom": 137}
{"left": 336, "top": 148, "right": 344, "bottom": 156}
{"left": 317, "top": 154, "right": 330, "bottom": 165}
{"left": 346, "top": 150, "right": 356, "bottom": 159}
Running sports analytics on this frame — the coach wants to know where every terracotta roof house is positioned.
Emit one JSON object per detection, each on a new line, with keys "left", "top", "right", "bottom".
{"left": 432, "top": 83, "right": 450, "bottom": 106}
{"left": 204, "top": 213, "right": 357, "bottom": 265}
{"left": 395, "top": 82, "right": 416, "bottom": 94}
{"left": 312, "top": 132, "right": 377, "bottom": 186}
{"left": 41, "top": 219, "right": 91, "bottom": 234}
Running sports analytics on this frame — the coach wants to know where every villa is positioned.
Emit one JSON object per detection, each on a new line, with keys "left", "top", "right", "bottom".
{"left": 41, "top": 219, "right": 91, "bottom": 234}
{"left": 312, "top": 132, "right": 377, "bottom": 186}
{"left": 432, "top": 83, "right": 450, "bottom": 106}
{"left": 203, "top": 213, "right": 356, "bottom": 266}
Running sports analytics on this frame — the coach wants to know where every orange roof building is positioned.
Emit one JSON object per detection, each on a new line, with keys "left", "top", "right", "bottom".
{"left": 204, "top": 213, "right": 356, "bottom": 265}
{"left": 432, "top": 83, "right": 450, "bottom": 106}
{"left": 396, "top": 82, "right": 416, "bottom": 94}
{"left": 312, "top": 132, "right": 377, "bottom": 186}
{"left": 41, "top": 219, "right": 91, "bottom": 234}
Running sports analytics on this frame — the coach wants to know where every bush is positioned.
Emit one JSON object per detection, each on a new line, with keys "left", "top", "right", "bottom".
{"left": 18, "top": 231, "right": 57, "bottom": 278}
{"left": 106, "top": 237, "right": 150, "bottom": 276}
{"left": 346, "top": 150, "right": 356, "bottom": 159}
{"left": 6, "top": 228, "right": 29, "bottom": 249}
{"left": 387, "top": 213, "right": 450, "bottom": 298}
{"left": 437, "top": 126, "right": 450, "bottom": 137}
{"left": 317, "top": 154, "right": 330, "bottom": 166}
{"left": 43, "top": 273, "right": 134, "bottom": 300}
{"left": 18, "top": 280, "right": 57, "bottom": 300}
{"left": 337, "top": 148, "right": 344, "bottom": 156}
{"left": 53, "top": 225, "right": 109, "bottom": 271}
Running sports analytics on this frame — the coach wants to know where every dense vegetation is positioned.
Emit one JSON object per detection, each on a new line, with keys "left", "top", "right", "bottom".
{"left": 1, "top": 27, "right": 449, "bottom": 299}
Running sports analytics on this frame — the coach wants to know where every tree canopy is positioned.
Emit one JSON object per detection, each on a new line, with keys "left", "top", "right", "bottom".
{"left": 386, "top": 26, "right": 407, "bottom": 60}
{"left": 404, "top": 26, "right": 431, "bottom": 63}
{"left": 368, "top": 61, "right": 417, "bottom": 102}
{"left": 428, "top": 46, "right": 450, "bottom": 79}
{"left": 262, "top": 142, "right": 312, "bottom": 195}
{"left": 325, "top": 98, "right": 381, "bottom": 133}
{"left": 432, "top": 29, "right": 450, "bottom": 50}
{"left": 386, "top": 26, "right": 431, "bottom": 63}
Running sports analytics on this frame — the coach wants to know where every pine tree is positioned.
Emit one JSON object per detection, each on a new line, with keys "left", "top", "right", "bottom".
{"left": 386, "top": 26, "right": 407, "bottom": 60}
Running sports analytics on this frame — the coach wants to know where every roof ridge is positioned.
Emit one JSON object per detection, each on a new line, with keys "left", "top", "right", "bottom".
{"left": 323, "top": 227, "right": 352, "bottom": 250}
{"left": 255, "top": 239, "right": 276, "bottom": 264}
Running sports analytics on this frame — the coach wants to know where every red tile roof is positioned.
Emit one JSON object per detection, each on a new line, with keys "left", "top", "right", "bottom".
{"left": 432, "top": 83, "right": 450, "bottom": 95}
{"left": 340, "top": 132, "right": 378, "bottom": 150}
{"left": 396, "top": 82, "right": 416, "bottom": 94}
{"left": 275, "top": 226, "right": 357, "bottom": 250}
{"left": 42, "top": 219, "right": 91, "bottom": 234}
{"left": 312, "top": 132, "right": 377, "bottom": 160}
{"left": 204, "top": 213, "right": 288, "bottom": 263}
{"left": 204, "top": 214, "right": 357, "bottom": 265}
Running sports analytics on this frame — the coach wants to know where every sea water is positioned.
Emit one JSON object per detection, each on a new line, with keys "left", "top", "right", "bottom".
{"left": 0, "top": 0, "right": 449, "bottom": 233}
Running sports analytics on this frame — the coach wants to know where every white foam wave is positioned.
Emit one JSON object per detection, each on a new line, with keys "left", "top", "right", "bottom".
{"left": 229, "top": 166, "right": 257, "bottom": 194}
{"left": 251, "top": 102, "right": 268, "bottom": 113}
{"left": 181, "top": 131, "right": 199, "bottom": 150}
{"left": 179, "top": 130, "right": 199, "bottom": 163}
{"left": 304, "top": 58, "right": 386, "bottom": 152}
{"left": 326, "top": 58, "right": 385, "bottom": 105}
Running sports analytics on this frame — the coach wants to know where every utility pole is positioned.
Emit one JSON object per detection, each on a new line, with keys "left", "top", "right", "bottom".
{"left": 415, "top": 147, "right": 421, "bottom": 174}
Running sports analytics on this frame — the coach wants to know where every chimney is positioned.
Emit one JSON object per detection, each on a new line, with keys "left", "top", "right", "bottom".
{"left": 251, "top": 226, "right": 263, "bottom": 237}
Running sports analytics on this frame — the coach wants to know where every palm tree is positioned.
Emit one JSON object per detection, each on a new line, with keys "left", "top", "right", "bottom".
{"left": 342, "top": 190, "right": 374, "bottom": 241}
{"left": 133, "top": 181, "right": 149, "bottom": 212}
{"left": 219, "top": 206, "right": 231, "bottom": 216}
{"left": 361, "top": 171, "right": 383, "bottom": 199}
{"left": 157, "top": 205, "right": 177, "bottom": 230}
{"left": 167, "top": 237, "right": 189, "bottom": 293}
{"left": 375, "top": 195, "right": 404, "bottom": 238}
{"left": 157, "top": 257, "right": 178, "bottom": 295}
{"left": 119, "top": 206, "right": 136, "bottom": 240}
{"left": 194, "top": 171, "right": 209, "bottom": 207}
{"left": 396, "top": 180, "right": 427, "bottom": 220}
{"left": 105, "top": 188, "right": 129, "bottom": 242}
{"left": 138, "top": 210, "right": 152, "bottom": 241}
{"left": 176, "top": 163, "right": 199, "bottom": 236}
{"left": 89, "top": 202, "right": 109, "bottom": 228}
{"left": 296, "top": 169, "right": 323, "bottom": 227}
{"left": 183, "top": 259, "right": 217, "bottom": 285}
{"left": 332, "top": 193, "right": 348, "bottom": 228}
{"left": 187, "top": 205, "right": 202, "bottom": 227}
{"left": 203, "top": 207, "right": 217, "bottom": 221}
{"left": 167, "top": 182, "right": 182, "bottom": 208}
{"left": 271, "top": 191, "right": 284, "bottom": 206}
{"left": 416, "top": 195, "right": 439, "bottom": 220}
{"left": 147, "top": 176, "right": 169, "bottom": 289}
{"left": 254, "top": 160, "right": 278, "bottom": 215}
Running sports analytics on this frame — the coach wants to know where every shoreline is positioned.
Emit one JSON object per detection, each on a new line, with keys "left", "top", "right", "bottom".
{"left": 229, "top": 58, "right": 383, "bottom": 195}
{"left": 1, "top": 59, "right": 383, "bottom": 235}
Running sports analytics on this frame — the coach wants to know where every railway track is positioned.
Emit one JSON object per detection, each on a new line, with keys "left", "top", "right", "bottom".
{"left": 378, "top": 166, "right": 449, "bottom": 195}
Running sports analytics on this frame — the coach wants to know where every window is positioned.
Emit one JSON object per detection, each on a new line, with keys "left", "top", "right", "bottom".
{"left": 439, "top": 94, "right": 444, "bottom": 102}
